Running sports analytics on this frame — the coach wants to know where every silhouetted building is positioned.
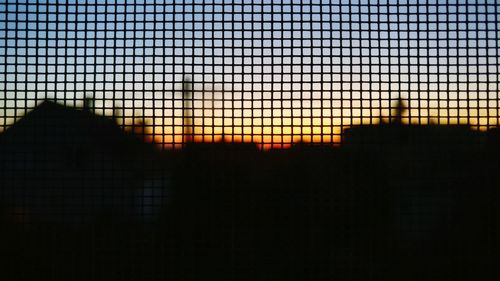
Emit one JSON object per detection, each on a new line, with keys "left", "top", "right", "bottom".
{"left": 0, "top": 101, "right": 165, "bottom": 223}
{"left": 341, "top": 122, "right": 495, "bottom": 271}
{"left": 1, "top": 101, "right": 500, "bottom": 280}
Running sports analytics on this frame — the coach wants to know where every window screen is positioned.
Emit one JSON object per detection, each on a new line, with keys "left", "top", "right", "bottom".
{"left": 1, "top": 1, "right": 499, "bottom": 280}
{"left": 3, "top": 1, "right": 498, "bottom": 147}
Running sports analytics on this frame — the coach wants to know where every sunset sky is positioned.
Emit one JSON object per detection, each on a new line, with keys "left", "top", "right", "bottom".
{"left": 1, "top": 1, "right": 499, "bottom": 149}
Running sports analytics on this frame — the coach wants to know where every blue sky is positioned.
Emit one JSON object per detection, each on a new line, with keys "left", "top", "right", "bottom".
{"left": 1, "top": 1, "right": 499, "bottom": 145}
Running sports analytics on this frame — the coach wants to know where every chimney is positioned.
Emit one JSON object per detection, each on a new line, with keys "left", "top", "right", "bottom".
{"left": 83, "top": 96, "right": 95, "bottom": 113}
{"left": 391, "top": 96, "right": 407, "bottom": 124}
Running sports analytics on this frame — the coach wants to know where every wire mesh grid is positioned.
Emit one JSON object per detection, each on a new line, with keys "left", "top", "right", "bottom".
{"left": 2, "top": 1, "right": 498, "bottom": 148}
{"left": 1, "top": 1, "right": 500, "bottom": 280}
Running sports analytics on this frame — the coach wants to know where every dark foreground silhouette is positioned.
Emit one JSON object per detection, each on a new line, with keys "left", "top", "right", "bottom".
{"left": 1, "top": 101, "right": 500, "bottom": 280}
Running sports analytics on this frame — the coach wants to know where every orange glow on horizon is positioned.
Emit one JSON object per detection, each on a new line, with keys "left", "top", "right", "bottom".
{"left": 1, "top": 106, "right": 497, "bottom": 149}
{"left": 141, "top": 114, "right": 500, "bottom": 150}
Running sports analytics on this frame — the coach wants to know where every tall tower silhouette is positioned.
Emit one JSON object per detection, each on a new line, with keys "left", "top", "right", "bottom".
{"left": 182, "top": 76, "right": 193, "bottom": 144}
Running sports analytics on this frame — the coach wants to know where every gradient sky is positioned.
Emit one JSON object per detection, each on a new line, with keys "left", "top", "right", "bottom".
{"left": 1, "top": 0, "right": 499, "bottom": 148}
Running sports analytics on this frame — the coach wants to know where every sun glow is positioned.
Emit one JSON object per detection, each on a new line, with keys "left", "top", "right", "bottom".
{"left": 140, "top": 113, "right": 498, "bottom": 150}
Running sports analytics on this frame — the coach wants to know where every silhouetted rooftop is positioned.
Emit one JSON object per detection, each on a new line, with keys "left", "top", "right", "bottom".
{"left": 0, "top": 100, "right": 160, "bottom": 170}
{"left": 343, "top": 123, "right": 480, "bottom": 148}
